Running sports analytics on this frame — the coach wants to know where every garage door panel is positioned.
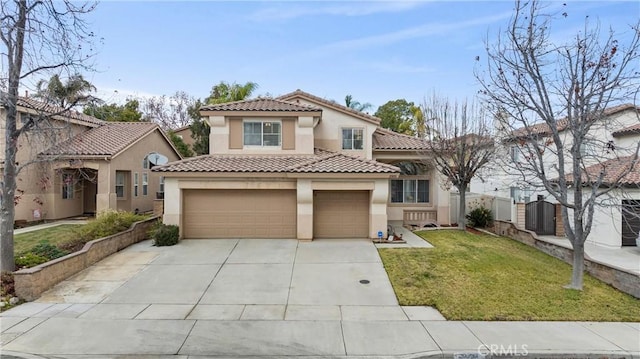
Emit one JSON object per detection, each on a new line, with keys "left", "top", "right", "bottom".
{"left": 183, "top": 189, "right": 296, "bottom": 239}
{"left": 314, "top": 190, "right": 369, "bottom": 238}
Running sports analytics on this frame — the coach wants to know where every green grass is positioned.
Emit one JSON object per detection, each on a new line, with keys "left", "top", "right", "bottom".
{"left": 14, "top": 224, "right": 82, "bottom": 255}
{"left": 379, "top": 229, "right": 640, "bottom": 321}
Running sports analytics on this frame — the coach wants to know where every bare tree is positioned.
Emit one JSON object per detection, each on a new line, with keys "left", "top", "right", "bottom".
{"left": 1, "top": 0, "right": 97, "bottom": 272}
{"left": 142, "top": 91, "right": 196, "bottom": 130}
{"left": 422, "top": 95, "right": 495, "bottom": 230}
{"left": 476, "top": 0, "right": 640, "bottom": 290}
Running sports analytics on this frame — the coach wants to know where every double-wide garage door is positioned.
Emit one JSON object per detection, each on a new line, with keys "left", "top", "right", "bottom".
{"left": 183, "top": 189, "right": 297, "bottom": 239}
{"left": 313, "top": 190, "right": 369, "bottom": 238}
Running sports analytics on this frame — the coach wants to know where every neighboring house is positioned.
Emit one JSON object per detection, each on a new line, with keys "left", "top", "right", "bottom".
{"left": 172, "top": 124, "right": 196, "bottom": 150}
{"left": 0, "top": 97, "right": 182, "bottom": 223}
{"left": 154, "top": 89, "right": 450, "bottom": 240}
{"left": 471, "top": 104, "right": 640, "bottom": 247}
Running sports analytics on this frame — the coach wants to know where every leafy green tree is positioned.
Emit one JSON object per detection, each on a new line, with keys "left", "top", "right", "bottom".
{"left": 167, "top": 131, "right": 194, "bottom": 158}
{"left": 83, "top": 99, "right": 144, "bottom": 122}
{"left": 191, "top": 81, "right": 259, "bottom": 155}
{"left": 35, "top": 73, "right": 96, "bottom": 108}
{"left": 375, "top": 99, "right": 416, "bottom": 135}
{"left": 344, "top": 94, "right": 372, "bottom": 112}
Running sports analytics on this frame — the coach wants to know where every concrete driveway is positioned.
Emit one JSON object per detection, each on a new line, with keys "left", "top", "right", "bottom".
{"left": 1, "top": 238, "right": 446, "bottom": 357}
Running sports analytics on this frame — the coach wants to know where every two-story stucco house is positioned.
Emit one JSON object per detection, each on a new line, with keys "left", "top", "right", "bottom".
{"left": 471, "top": 104, "right": 640, "bottom": 248}
{"left": 154, "top": 90, "right": 450, "bottom": 240}
{"left": 0, "top": 96, "right": 182, "bottom": 224}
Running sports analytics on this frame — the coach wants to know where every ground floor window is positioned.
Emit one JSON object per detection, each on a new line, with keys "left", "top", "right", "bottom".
{"left": 134, "top": 172, "right": 139, "bottom": 197}
{"left": 62, "top": 173, "right": 74, "bottom": 199}
{"left": 116, "top": 171, "right": 126, "bottom": 198}
{"left": 142, "top": 173, "right": 148, "bottom": 196}
{"left": 391, "top": 179, "right": 429, "bottom": 203}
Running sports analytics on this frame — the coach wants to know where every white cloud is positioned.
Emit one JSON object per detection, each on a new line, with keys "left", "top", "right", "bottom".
{"left": 248, "top": 1, "right": 426, "bottom": 22}
{"left": 313, "top": 11, "right": 514, "bottom": 54}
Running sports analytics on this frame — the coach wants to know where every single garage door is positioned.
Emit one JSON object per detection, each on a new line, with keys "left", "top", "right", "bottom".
{"left": 313, "top": 190, "right": 369, "bottom": 238}
{"left": 621, "top": 200, "right": 640, "bottom": 246}
{"left": 183, "top": 189, "right": 296, "bottom": 239}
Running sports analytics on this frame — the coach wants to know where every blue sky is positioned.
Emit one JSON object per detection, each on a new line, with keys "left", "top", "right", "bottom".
{"left": 82, "top": 1, "right": 639, "bottom": 110}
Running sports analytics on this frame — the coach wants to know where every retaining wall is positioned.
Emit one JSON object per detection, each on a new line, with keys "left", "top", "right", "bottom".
{"left": 14, "top": 217, "right": 158, "bottom": 301}
{"left": 492, "top": 220, "right": 640, "bottom": 299}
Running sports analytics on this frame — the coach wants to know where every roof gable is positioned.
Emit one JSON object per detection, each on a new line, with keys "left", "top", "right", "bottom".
{"left": 277, "top": 90, "right": 381, "bottom": 125}
{"left": 372, "top": 128, "right": 430, "bottom": 150}
{"left": 200, "top": 98, "right": 322, "bottom": 113}
{"left": 42, "top": 122, "right": 180, "bottom": 159}
{"left": 12, "top": 96, "right": 104, "bottom": 128}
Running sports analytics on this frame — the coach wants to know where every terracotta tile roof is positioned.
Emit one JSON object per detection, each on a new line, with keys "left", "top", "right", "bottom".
{"left": 200, "top": 98, "right": 322, "bottom": 112}
{"left": 277, "top": 89, "right": 381, "bottom": 125}
{"left": 612, "top": 123, "right": 640, "bottom": 137}
{"left": 372, "top": 128, "right": 430, "bottom": 150}
{"left": 42, "top": 122, "right": 160, "bottom": 157}
{"left": 153, "top": 148, "right": 399, "bottom": 174}
{"left": 14, "top": 96, "right": 104, "bottom": 127}
{"left": 563, "top": 156, "right": 640, "bottom": 186}
{"left": 511, "top": 104, "right": 639, "bottom": 138}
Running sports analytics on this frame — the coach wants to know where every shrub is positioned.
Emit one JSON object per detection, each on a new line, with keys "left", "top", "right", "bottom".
{"left": 30, "top": 241, "right": 69, "bottom": 260}
{"left": 151, "top": 223, "right": 179, "bottom": 246}
{"left": 466, "top": 206, "right": 493, "bottom": 228}
{"left": 66, "top": 210, "right": 147, "bottom": 248}
{"left": 15, "top": 253, "right": 49, "bottom": 269}
{"left": 1, "top": 271, "right": 15, "bottom": 297}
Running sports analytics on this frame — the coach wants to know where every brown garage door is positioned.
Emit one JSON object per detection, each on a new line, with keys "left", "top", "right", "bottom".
{"left": 183, "top": 189, "right": 296, "bottom": 239}
{"left": 313, "top": 190, "right": 369, "bottom": 238}
{"left": 622, "top": 200, "right": 640, "bottom": 246}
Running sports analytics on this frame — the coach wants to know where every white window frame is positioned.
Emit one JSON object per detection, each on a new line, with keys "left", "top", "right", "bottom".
{"left": 342, "top": 127, "right": 364, "bottom": 150}
{"left": 390, "top": 178, "right": 430, "bottom": 204}
{"left": 142, "top": 172, "right": 148, "bottom": 196}
{"left": 243, "top": 120, "right": 282, "bottom": 147}
{"left": 159, "top": 176, "right": 165, "bottom": 193}
{"left": 62, "top": 173, "right": 74, "bottom": 199}
{"left": 142, "top": 156, "right": 149, "bottom": 169}
{"left": 116, "top": 172, "right": 126, "bottom": 199}
{"left": 133, "top": 172, "right": 139, "bottom": 197}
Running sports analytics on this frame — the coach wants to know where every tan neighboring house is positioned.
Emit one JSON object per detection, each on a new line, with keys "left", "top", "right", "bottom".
{"left": 154, "top": 90, "right": 450, "bottom": 240}
{"left": 172, "top": 124, "right": 196, "bottom": 151}
{"left": 0, "top": 97, "right": 182, "bottom": 224}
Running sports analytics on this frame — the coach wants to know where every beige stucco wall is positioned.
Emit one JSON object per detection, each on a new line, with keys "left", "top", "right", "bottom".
{"left": 110, "top": 129, "right": 181, "bottom": 214}
{"left": 292, "top": 99, "right": 378, "bottom": 160}
{"left": 173, "top": 126, "right": 195, "bottom": 149}
{"left": 6, "top": 111, "right": 94, "bottom": 222}
{"left": 207, "top": 115, "right": 314, "bottom": 155}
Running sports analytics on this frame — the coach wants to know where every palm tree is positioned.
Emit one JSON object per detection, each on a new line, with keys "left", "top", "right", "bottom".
{"left": 411, "top": 104, "right": 427, "bottom": 139}
{"left": 344, "top": 94, "right": 372, "bottom": 112}
{"left": 35, "top": 74, "right": 96, "bottom": 108}
{"left": 206, "top": 81, "right": 259, "bottom": 104}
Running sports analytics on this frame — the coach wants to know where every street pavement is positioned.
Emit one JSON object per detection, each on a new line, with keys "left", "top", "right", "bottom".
{"left": 1, "top": 237, "right": 638, "bottom": 358}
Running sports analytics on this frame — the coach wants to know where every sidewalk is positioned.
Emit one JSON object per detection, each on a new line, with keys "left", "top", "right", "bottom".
{"left": 539, "top": 235, "right": 640, "bottom": 275}
{"left": 1, "top": 303, "right": 638, "bottom": 358}
{"left": 13, "top": 219, "right": 89, "bottom": 235}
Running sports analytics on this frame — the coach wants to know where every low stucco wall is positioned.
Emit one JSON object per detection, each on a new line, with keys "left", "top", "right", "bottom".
{"left": 14, "top": 216, "right": 158, "bottom": 301}
{"left": 492, "top": 220, "right": 640, "bottom": 299}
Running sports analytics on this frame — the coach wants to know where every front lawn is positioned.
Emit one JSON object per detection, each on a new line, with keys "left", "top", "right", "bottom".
{"left": 14, "top": 224, "right": 81, "bottom": 254}
{"left": 379, "top": 230, "right": 640, "bottom": 321}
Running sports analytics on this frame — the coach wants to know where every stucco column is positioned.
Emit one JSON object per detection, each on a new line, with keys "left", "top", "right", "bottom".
{"left": 207, "top": 115, "right": 227, "bottom": 154}
{"left": 296, "top": 116, "right": 315, "bottom": 155}
{"left": 370, "top": 179, "right": 389, "bottom": 239}
{"left": 163, "top": 178, "right": 181, "bottom": 233}
{"left": 297, "top": 179, "right": 313, "bottom": 240}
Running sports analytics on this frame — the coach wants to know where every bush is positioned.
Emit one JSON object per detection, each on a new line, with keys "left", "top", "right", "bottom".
{"left": 30, "top": 241, "right": 69, "bottom": 260}
{"left": 15, "top": 253, "right": 49, "bottom": 269}
{"left": 66, "top": 210, "right": 147, "bottom": 248}
{"left": 466, "top": 206, "right": 493, "bottom": 228}
{"left": 151, "top": 223, "right": 179, "bottom": 246}
{"left": 1, "top": 271, "right": 15, "bottom": 297}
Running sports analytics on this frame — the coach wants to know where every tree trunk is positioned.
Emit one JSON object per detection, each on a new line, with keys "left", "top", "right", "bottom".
{"left": 567, "top": 239, "right": 585, "bottom": 290}
{"left": 458, "top": 187, "right": 466, "bottom": 230}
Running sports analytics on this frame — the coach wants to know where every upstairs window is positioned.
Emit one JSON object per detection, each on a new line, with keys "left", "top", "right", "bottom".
{"left": 342, "top": 128, "right": 364, "bottom": 150}
{"left": 244, "top": 121, "right": 281, "bottom": 147}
